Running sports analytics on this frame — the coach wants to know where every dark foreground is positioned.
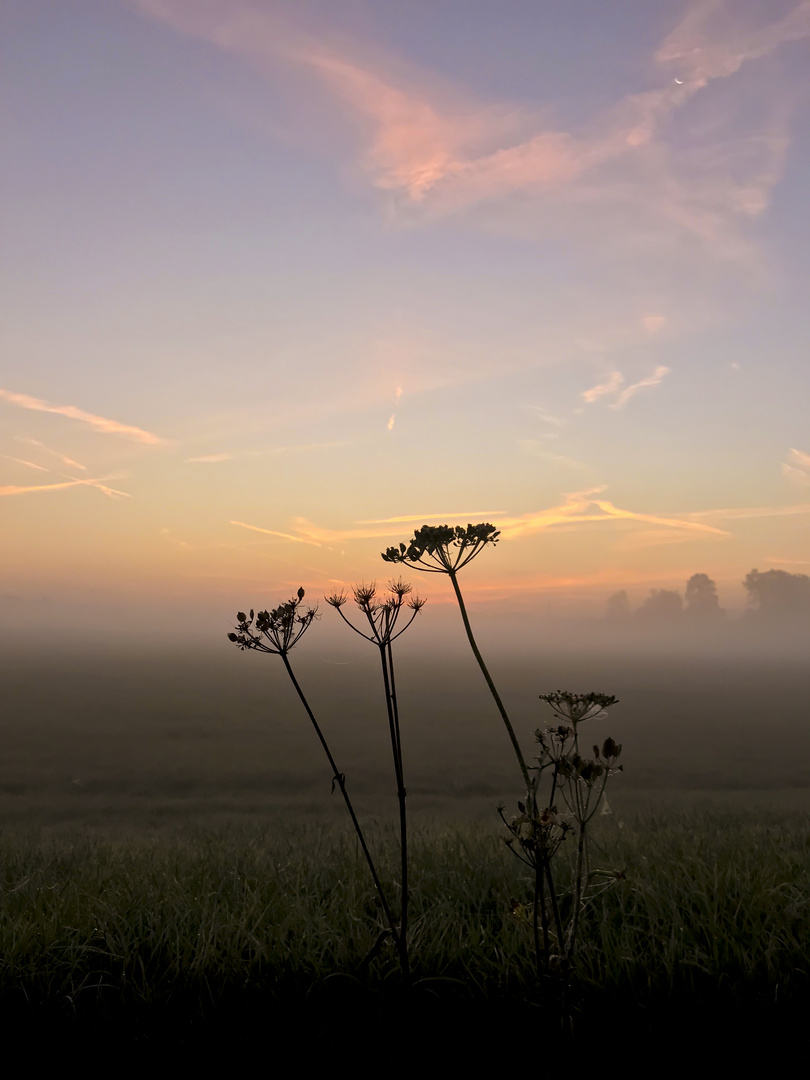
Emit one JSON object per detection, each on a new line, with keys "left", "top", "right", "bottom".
{"left": 3, "top": 807, "right": 809, "bottom": 1069}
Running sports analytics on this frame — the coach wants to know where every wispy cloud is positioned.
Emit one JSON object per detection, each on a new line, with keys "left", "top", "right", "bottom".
{"left": 387, "top": 385, "right": 403, "bottom": 432}
{"left": 1, "top": 480, "right": 82, "bottom": 497}
{"left": 357, "top": 511, "right": 507, "bottom": 524}
{"left": 230, "top": 520, "right": 323, "bottom": 546}
{"left": 16, "top": 437, "right": 87, "bottom": 470}
{"left": 494, "top": 487, "right": 729, "bottom": 541}
{"left": 62, "top": 475, "right": 130, "bottom": 499}
{"left": 610, "top": 366, "right": 671, "bottom": 409}
{"left": 292, "top": 518, "right": 420, "bottom": 544}
{"left": 263, "top": 488, "right": 727, "bottom": 548}
{"left": 685, "top": 500, "right": 810, "bottom": 521}
{"left": 581, "top": 372, "right": 624, "bottom": 404}
{"left": 0, "top": 389, "right": 166, "bottom": 444}
{"left": 580, "top": 365, "right": 670, "bottom": 409}
{"left": 0, "top": 475, "right": 130, "bottom": 499}
{"left": 184, "top": 441, "right": 351, "bottom": 463}
{"left": 1, "top": 455, "right": 49, "bottom": 472}
{"left": 782, "top": 447, "right": 810, "bottom": 485}
{"left": 134, "top": 0, "right": 810, "bottom": 259}
{"left": 655, "top": 1, "right": 810, "bottom": 85}
{"left": 527, "top": 405, "right": 567, "bottom": 428}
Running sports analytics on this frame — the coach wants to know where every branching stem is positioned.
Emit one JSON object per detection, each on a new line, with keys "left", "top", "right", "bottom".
{"left": 447, "top": 569, "right": 532, "bottom": 797}
{"left": 280, "top": 652, "right": 398, "bottom": 941}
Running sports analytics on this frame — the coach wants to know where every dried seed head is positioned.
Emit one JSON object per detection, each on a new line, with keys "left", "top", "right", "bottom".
{"left": 381, "top": 522, "right": 500, "bottom": 574}
{"left": 539, "top": 691, "right": 618, "bottom": 724}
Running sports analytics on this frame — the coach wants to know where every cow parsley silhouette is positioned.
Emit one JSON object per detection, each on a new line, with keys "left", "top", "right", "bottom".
{"left": 228, "top": 589, "right": 399, "bottom": 958}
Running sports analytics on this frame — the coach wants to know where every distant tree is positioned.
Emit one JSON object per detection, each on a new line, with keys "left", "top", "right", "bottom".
{"left": 635, "top": 588, "right": 683, "bottom": 622}
{"left": 684, "top": 573, "right": 724, "bottom": 619}
{"left": 743, "top": 569, "right": 810, "bottom": 621}
{"left": 605, "top": 590, "right": 631, "bottom": 620}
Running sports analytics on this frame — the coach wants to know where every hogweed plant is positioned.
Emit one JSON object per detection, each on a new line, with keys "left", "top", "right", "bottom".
{"left": 382, "top": 524, "right": 532, "bottom": 799}
{"left": 382, "top": 524, "right": 624, "bottom": 982}
{"left": 227, "top": 589, "right": 400, "bottom": 963}
{"left": 500, "top": 692, "right": 622, "bottom": 977}
{"left": 325, "top": 580, "right": 425, "bottom": 981}
{"left": 226, "top": 528, "right": 626, "bottom": 994}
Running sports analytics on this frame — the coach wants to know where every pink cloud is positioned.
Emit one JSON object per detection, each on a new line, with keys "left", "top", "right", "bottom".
{"left": 610, "top": 366, "right": 671, "bottom": 409}
{"left": 582, "top": 372, "right": 624, "bottom": 404}
{"left": 133, "top": 0, "right": 810, "bottom": 260}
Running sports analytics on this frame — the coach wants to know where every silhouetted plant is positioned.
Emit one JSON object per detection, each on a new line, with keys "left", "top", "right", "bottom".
{"left": 227, "top": 589, "right": 400, "bottom": 960}
{"left": 381, "top": 524, "right": 624, "bottom": 986}
{"left": 227, "top": 530, "right": 626, "bottom": 996}
{"left": 325, "top": 579, "right": 425, "bottom": 981}
{"left": 500, "top": 691, "right": 622, "bottom": 977}
{"left": 381, "top": 524, "right": 532, "bottom": 797}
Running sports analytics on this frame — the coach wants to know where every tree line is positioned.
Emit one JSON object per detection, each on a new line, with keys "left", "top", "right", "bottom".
{"left": 605, "top": 568, "right": 810, "bottom": 623}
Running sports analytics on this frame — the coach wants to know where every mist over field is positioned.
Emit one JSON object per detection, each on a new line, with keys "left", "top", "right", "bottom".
{"left": 4, "top": 600, "right": 808, "bottom": 835}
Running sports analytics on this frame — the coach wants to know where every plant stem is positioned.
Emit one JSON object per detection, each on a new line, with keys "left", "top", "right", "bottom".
{"left": 545, "top": 863, "right": 564, "bottom": 951}
{"left": 447, "top": 569, "right": 532, "bottom": 797}
{"left": 568, "top": 823, "right": 587, "bottom": 961}
{"left": 534, "top": 854, "right": 548, "bottom": 976}
{"left": 280, "top": 652, "right": 398, "bottom": 942}
{"left": 378, "top": 643, "right": 410, "bottom": 982}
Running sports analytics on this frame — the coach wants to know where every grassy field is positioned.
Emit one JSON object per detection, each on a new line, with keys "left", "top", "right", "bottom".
{"left": 2, "top": 806, "right": 809, "bottom": 1065}
{"left": 2, "top": 645, "right": 809, "bottom": 1064}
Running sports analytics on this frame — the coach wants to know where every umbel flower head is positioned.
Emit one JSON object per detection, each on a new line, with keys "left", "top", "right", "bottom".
{"left": 539, "top": 691, "right": 618, "bottom": 725}
{"left": 325, "top": 579, "right": 425, "bottom": 645}
{"left": 228, "top": 588, "right": 318, "bottom": 655}
{"left": 381, "top": 523, "right": 500, "bottom": 575}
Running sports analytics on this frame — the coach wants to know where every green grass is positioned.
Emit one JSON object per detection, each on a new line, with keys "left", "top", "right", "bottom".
{"left": 2, "top": 806, "right": 809, "bottom": 1062}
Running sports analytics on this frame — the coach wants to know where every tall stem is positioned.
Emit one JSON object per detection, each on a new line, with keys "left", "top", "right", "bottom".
{"left": 545, "top": 862, "right": 564, "bottom": 951}
{"left": 378, "top": 644, "right": 410, "bottom": 982}
{"left": 534, "top": 853, "right": 548, "bottom": 976}
{"left": 568, "top": 824, "right": 587, "bottom": 960}
{"left": 447, "top": 570, "right": 532, "bottom": 797}
{"left": 280, "top": 652, "right": 398, "bottom": 940}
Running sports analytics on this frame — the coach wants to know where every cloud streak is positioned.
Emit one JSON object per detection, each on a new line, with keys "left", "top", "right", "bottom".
{"left": 580, "top": 366, "right": 670, "bottom": 409}
{"left": 610, "top": 366, "right": 671, "bottom": 409}
{"left": 357, "top": 511, "right": 507, "bottom": 524}
{"left": 258, "top": 488, "right": 729, "bottom": 549}
{"left": 0, "top": 475, "right": 130, "bottom": 499}
{"left": 133, "top": 0, "right": 810, "bottom": 257}
{"left": 494, "top": 487, "right": 729, "bottom": 541}
{"left": 2, "top": 455, "right": 49, "bottom": 472}
{"left": 0, "top": 389, "right": 166, "bottom": 444}
{"left": 582, "top": 372, "right": 624, "bottom": 404}
{"left": 782, "top": 447, "right": 810, "bottom": 486}
{"left": 230, "top": 520, "right": 323, "bottom": 546}
{"left": 685, "top": 500, "right": 810, "bottom": 521}
{"left": 16, "top": 438, "right": 88, "bottom": 470}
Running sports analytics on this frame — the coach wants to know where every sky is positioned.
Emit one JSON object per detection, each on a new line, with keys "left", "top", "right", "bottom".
{"left": 2, "top": 0, "right": 810, "bottom": 644}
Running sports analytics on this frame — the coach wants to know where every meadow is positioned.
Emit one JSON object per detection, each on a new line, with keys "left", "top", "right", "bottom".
{"left": 2, "top": 641, "right": 809, "bottom": 1064}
